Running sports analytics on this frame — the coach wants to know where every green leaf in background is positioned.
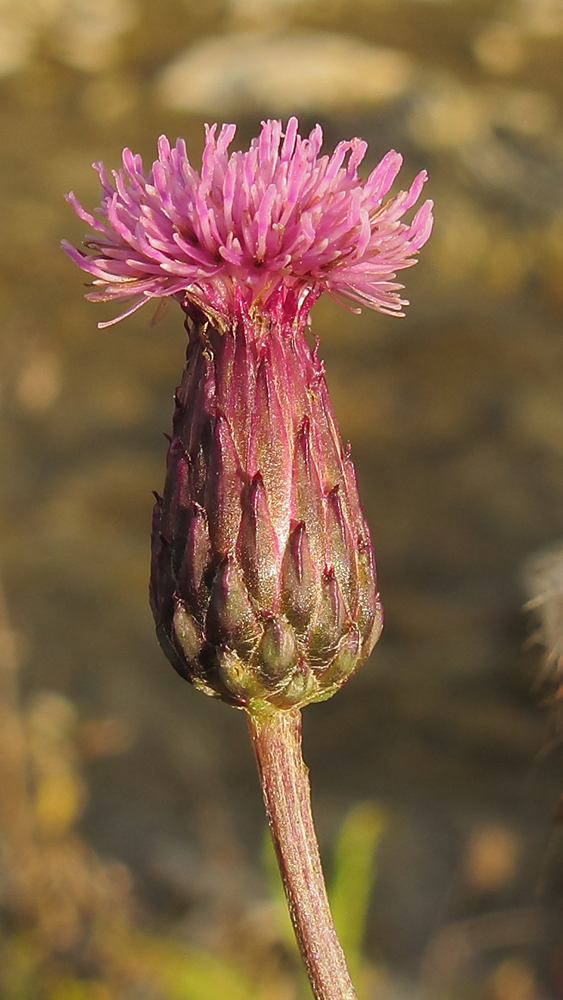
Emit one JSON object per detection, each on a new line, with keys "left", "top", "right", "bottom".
{"left": 165, "top": 948, "right": 255, "bottom": 1000}
{"left": 329, "top": 803, "right": 388, "bottom": 991}
{"left": 263, "top": 801, "right": 388, "bottom": 1000}
{"left": 49, "top": 981, "right": 112, "bottom": 1000}
{"left": 143, "top": 939, "right": 257, "bottom": 1000}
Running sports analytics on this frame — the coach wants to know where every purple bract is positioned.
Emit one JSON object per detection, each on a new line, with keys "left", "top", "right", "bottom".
{"left": 62, "top": 118, "right": 433, "bottom": 328}
{"left": 149, "top": 293, "right": 384, "bottom": 709}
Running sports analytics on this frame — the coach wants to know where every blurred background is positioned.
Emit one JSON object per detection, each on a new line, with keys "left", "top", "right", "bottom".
{"left": 1, "top": 0, "right": 563, "bottom": 997}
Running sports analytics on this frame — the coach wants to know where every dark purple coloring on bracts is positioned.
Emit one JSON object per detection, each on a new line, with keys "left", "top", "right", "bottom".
{"left": 150, "top": 287, "right": 382, "bottom": 709}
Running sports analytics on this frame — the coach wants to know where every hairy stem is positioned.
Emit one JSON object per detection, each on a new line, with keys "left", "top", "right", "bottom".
{"left": 247, "top": 706, "right": 357, "bottom": 1000}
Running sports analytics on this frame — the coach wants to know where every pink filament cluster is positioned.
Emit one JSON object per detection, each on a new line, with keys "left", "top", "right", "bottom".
{"left": 62, "top": 118, "right": 433, "bottom": 328}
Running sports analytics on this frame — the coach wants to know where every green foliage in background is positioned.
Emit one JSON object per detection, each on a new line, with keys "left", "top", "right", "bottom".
{"left": 0, "top": 802, "right": 387, "bottom": 1000}
{"left": 263, "top": 803, "right": 387, "bottom": 1000}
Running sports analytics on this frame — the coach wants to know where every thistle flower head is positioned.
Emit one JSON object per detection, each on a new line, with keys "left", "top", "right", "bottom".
{"left": 64, "top": 120, "right": 433, "bottom": 711}
{"left": 63, "top": 117, "right": 433, "bottom": 328}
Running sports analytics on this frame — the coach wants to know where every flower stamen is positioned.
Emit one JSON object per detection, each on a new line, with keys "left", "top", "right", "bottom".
{"left": 63, "top": 118, "right": 433, "bottom": 329}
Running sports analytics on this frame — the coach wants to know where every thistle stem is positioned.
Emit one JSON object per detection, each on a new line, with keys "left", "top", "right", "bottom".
{"left": 247, "top": 707, "right": 358, "bottom": 1000}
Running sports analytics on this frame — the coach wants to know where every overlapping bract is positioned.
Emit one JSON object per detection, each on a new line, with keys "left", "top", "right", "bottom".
{"left": 150, "top": 293, "right": 383, "bottom": 709}
{"left": 63, "top": 117, "right": 433, "bottom": 328}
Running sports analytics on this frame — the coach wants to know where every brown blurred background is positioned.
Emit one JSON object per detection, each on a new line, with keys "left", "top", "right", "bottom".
{"left": 1, "top": 0, "right": 563, "bottom": 997}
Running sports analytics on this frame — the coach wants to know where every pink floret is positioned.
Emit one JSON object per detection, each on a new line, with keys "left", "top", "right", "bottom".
{"left": 62, "top": 118, "right": 433, "bottom": 328}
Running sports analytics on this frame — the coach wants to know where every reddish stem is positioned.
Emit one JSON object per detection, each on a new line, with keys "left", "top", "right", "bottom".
{"left": 247, "top": 707, "right": 358, "bottom": 1000}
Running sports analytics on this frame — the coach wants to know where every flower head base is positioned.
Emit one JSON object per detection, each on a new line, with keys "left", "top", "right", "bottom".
{"left": 63, "top": 118, "right": 433, "bottom": 328}
{"left": 150, "top": 294, "right": 383, "bottom": 710}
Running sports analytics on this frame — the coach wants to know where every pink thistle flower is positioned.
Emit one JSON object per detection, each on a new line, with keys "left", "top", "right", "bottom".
{"left": 64, "top": 120, "right": 434, "bottom": 1000}
{"left": 62, "top": 117, "right": 433, "bottom": 329}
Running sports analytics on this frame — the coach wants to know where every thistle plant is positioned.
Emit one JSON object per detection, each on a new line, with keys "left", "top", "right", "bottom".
{"left": 63, "top": 118, "right": 432, "bottom": 1000}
